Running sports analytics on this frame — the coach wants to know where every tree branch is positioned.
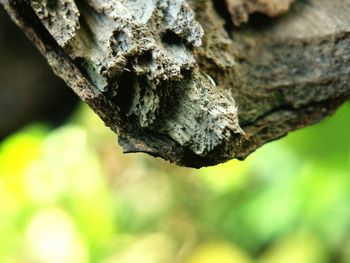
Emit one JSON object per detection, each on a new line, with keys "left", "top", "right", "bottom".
{"left": 1, "top": 0, "right": 349, "bottom": 167}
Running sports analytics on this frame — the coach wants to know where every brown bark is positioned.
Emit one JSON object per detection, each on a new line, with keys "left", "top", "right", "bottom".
{"left": 1, "top": 0, "right": 349, "bottom": 167}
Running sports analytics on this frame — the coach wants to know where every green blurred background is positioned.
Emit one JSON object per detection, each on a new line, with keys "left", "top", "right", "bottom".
{"left": 0, "top": 101, "right": 349, "bottom": 263}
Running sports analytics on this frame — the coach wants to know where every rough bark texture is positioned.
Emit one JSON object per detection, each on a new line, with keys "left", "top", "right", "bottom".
{"left": 1, "top": 0, "right": 350, "bottom": 167}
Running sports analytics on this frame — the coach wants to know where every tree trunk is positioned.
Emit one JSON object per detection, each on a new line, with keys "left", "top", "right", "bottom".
{"left": 1, "top": 0, "right": 349, "bottom": 167}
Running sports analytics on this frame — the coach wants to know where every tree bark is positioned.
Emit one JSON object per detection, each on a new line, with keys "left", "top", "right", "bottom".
{"left": 1, "top": 0, "right": 349, "bottom": 167}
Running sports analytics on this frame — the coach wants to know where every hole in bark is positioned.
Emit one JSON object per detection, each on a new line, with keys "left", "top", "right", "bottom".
{"left": 162, "top": 31, "right": 183, "bottom": 46}
{"left": 113, "top": 70, "right": 136, "bottom": 114}
{"left": 111, "top": 31, "right": 131, "bottom": 54}
{"left": 138, "top": 51, "right": 153, "bottom": 66}
{"left": 180, "top": 68, "right": 192, "bottom": 78}
{"left": 247, "top": 12, "right": 276, "bottom": 30}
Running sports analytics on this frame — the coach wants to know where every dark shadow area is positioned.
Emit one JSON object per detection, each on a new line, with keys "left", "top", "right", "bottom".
{"left": 0, "top": 5, "right": 78, "bottom": 140}
{"left": 212, "top": 0, "right": 235, "bottom": 34}
{"left": 242, "top": 12, "right": 278, "bottom": 30}
{"left": 162, "top": 30, "right": 184, "bottom": 46}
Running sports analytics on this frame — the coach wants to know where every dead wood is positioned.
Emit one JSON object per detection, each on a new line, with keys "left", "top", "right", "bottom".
{"left": 1, "top": 0, "right": 349, "bottom": 167}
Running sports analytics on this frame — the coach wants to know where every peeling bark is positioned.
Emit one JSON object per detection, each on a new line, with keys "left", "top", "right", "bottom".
{"left": 1, "top": 0, "right": 350, "bottom": 167}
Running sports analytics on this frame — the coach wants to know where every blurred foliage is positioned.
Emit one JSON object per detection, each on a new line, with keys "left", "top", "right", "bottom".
{"left": 0, "top": 102, "right": 349, "bottom": 263}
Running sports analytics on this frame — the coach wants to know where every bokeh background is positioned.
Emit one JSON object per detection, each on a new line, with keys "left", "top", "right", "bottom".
{"left": 0, "top": 100, "right": 349, "bottom": 263}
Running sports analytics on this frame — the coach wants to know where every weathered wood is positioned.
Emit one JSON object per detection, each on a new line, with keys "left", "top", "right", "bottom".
{"left": 1, "top": 0, "right": 349, "bottom": 167}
